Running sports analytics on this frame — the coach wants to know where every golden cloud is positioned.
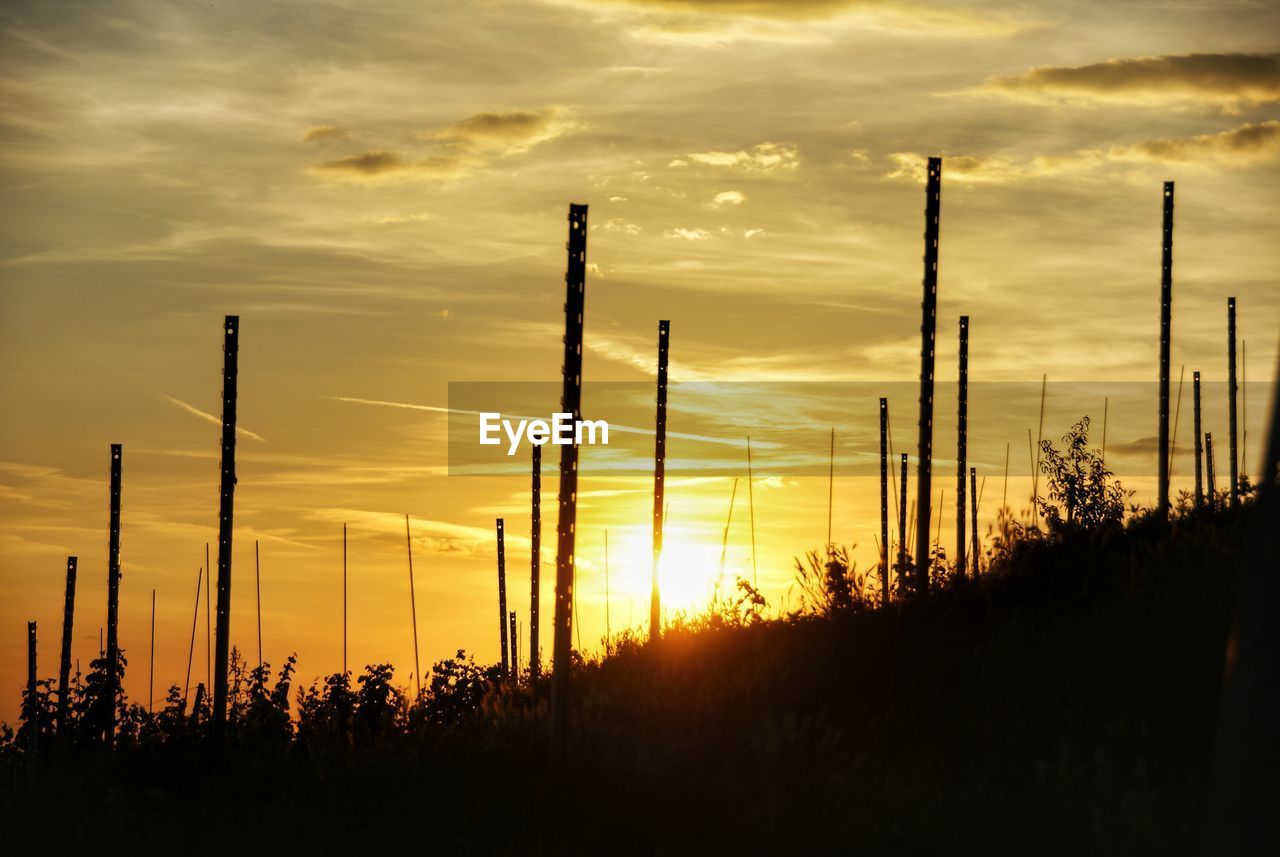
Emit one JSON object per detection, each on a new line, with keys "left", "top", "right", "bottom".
{"left": 585, "top": 0, "right": 875, "bottom": 18}
{"left": 986, "top": 53, "right": 1280, "bottom": 108}
{"left": 301, "top": 126, "right": 349, "bottom": 143}
{"left": 431, "top": 108, "right": 576, "bottom": 153}
{"left": 307, "top": 108, "right": 573, "bottom": 183}
{"left": 674, "top": 142, "right": 798, "bottom": 171}
{"left": 887, "top": 121, "right": 1280, "bottom": 184}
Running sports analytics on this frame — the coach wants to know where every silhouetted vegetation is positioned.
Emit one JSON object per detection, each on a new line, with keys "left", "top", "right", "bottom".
{"left": 1, "top": 474, "right": 1263, "bottom": 854}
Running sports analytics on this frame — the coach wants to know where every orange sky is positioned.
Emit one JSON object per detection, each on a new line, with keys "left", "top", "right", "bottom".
{"left": 2, "top": 0, "right": 1278, "bottom": 722}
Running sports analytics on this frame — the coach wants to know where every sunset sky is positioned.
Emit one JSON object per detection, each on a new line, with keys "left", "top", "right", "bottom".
{"left": 1, "top": 0, "right": 1277, "bottom": 721}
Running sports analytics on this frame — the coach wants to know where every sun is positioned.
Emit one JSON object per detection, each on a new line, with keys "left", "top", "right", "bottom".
{"left": 656, "top": 528, "right": 725, "bottom": 617}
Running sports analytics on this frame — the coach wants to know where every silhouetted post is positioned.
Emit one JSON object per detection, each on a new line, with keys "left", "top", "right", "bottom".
{"left": 1228, "top": 297, "right": 1239, "bottom": 507}
{"left": 1206, "top": 433, "right": 1218, "bottom": 510}
{"left": 1194, "top": 371, "right": 1204, "bottom": 510}
{"left": 914, "top": 157, "right": 941, "bottom": 594}
{"left": 970, "top": 467, "right": 979, "bottom": 577}
{"left": 827, "top": 428, "right": 835, "bottom": 554}
{"left": 898, "top": 453, "right": 908, "bottom": 586}
{"left": 650, "top": 319, "right": 669, "bottom": 642}
{"left": 342, "top": 524, "right": 347, "bottom": 675}
{"left": 149, "top": 588, "right": 155, "bottom": 714}
{"left": 604, "top": 529, "right": 612, "bottom": 647}
{"left": 204, "top": 543, "right": 210, "bottom": 694}
{"left": 56, "top": 556, "right": 76, "bottom": 736}
{"left": 105, "top": 443, "right": 123, "bottom": 750}
{"left": 255, "top": 540, "right": 262, "bottom": 670}
{"left": 1158, "top": 182, "right": 1174, "bottom": 516}
{"left": 404, "top": 515, "right": 422, "bottom": 699}
{"left": 746, "top": 438, "right": 758, "bottom": 588}
{"left": 26, "top": 621, "right": 38, "bottom": 767}
{"left": 530, "top": 445, "right": 541, "bottom": 680}
{"left": 509, "top": 610, "right": 518, "bottom": 681}
{"left": 879, "top": 398, "right": 889, "bottom": 606}
{"left": 496, "top": 518, "right": 510, "bottom": 679}
{"left": 956, "top": 315, "right": 969, "bottom": 578}
{"left": 184, "top": 566, "right": 201, "bottom": 708}
{"left": 212, "top": 315, "right": 239, "bottom": 740}
{"left": 552, "top": 203, "right": 588, "bottom": 752}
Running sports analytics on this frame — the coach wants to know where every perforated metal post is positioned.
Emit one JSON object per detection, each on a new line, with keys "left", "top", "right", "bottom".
{"left": 956, "top": 315, "right": 969, "bottom": 578}
{"left": 1228, "top": 297, "right": 1239, "bottom": 507}
{"left": 879, "top": 398, "right": 889, "bottom": 606}
{"left": 105, "top": 444, "right": 122, "bottom": 749}
{"left": 1193, "top": 371, "right": 1204, "bottom": 510}
{"left": 509, "top": 610, "right": 518, "bottom": 683}
{"left": 26, "top": 621, "right": 38, "bottom": 766}
{"left": 651, "top": 319, "right": 670, "bottom": 641}
{"left": 551, "top": 203, "right": 588, "bottom": 753}
{"left": 496, "top": 518, "right": 509, "bottom": 679}
{"left": 1158, "top": 182, "right": 1173, "bottom": 516}
{"left": 915, "top": 157, "right": 941, "bottom": 594}
{"left": 898, "top": 453, "right": 908, "bottom": 587}
{"left": 970, "top": 467, "right": 979, "bottom": 577}
{"left": 530, "top": 444, "right": 541, "bottom": 680}
{"left": 1206, "top": 433, "right": 1217, "bottom": 510}
{"left": 212, "top": 315, "right": 239, "bottom": 738}
{"left": 57, "top": 557, "right": 76, "bottom": 736}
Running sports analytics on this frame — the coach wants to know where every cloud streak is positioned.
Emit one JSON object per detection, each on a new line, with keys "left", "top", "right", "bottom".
{"left": 985, "top": 53, "right": 1280, "bottom": 108}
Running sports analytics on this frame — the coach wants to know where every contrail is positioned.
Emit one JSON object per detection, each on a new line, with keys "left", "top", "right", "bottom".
{"left": 162, "top": 395, "right": 266, "bottom": 442}
{"left": 323, "top": 395, "right": 779, "bottom": 449}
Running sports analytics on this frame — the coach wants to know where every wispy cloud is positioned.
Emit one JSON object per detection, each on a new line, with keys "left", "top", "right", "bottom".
{"left": 673, "top": 142, "right": 798, "bottom": 171}
{"left": 162, "top": 395, "right": 266, "bottom": 442}
{"left": 984, "top": 53, "right": 1280, "bottom": 110}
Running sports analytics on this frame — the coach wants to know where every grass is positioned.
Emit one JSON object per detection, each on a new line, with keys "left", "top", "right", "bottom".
{"left": 0, "top": 502, "right": 1252, "bottom": 855}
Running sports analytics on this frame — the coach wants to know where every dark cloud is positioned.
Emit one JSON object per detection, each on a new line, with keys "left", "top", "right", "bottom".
{"left": 431, "top": 108, "right": 574, "bottom": 152}
{"left": 309, "top": 150, "right": 474, "bottom": 180}
{"left": 301, "top": 126, "right": 349, "bottom": 143}
{"left": 987, "top": 53, "right": 1280, "bottom": 106}
{"left": 1112, "top": 120, "right": 1280, "bottom": 164}
{"left": 585, "top": 0, "right": 878, "bottom": 18}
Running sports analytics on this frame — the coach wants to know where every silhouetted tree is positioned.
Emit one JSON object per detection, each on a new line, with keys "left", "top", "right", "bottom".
{"left": 1037, "top": 417, "right": 1127, "bottom": 535}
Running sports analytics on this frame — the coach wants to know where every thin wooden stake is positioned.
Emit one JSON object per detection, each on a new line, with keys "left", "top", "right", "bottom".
{"left": 1206, "top": 433, "right": 1218, "bottom": 510}
{"left": 604, "top": 530, "right": 611, "bottom": 649}
{"left": 184, "top": 566, "right": 202, "bottom": 707}
{"left": 1170, "top": 365, "right": 1185, "bottom": 483}
{"left": 970, "top": 467, "right": 979, "bottom": 577}
{"left": 956, "top": 315, "right": 969, "bottom": 578}
{"left": 1102, "top": 397, "right": 1109, "bottom": 462}
{"left": 720, "top": 478, "right": 739, "bottom": 579}
{"left": 898, "top": 453, "right": 908, "bottom": 588}
{"left": 56, "top": 556, "right": 77, "bottom": 736}
{"left": 404, "top": 514, "right": 422, "bottom": 699}
{"left": 826, "top": 427, "right": 835, "bottom": 555}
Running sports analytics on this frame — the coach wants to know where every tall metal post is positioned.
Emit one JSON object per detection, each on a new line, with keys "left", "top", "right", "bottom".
{"left": 1205, "top": 433, "right": 1217, "bottom": 510}
{"left": 57, "top": 556, "right": 77, "bottom": 735}
{"left": 898, "top": 453, "right": 908, "bottom": 586}
{"left": 530, "top": 444, "right": 541, "bottom": 680}
{"left": 956, "top": 315, "right": 969, "bottom": 577}
{"left": 551, "top": 203, "right": 588, "bottom": 752}
{"left": 1228, "top": 297, "right": 1239, "bottom": 507}
{"left": 1158, "top": 182, "right": 1174, "bottom": 516}
{"left": 879, "top": 398, "right": 889, "bottom": 606}
{"left": 1193, "top": 371, "right": 1204, "bottom": 509}
{"left": 970, "top": 467, "right": 979, "bottom": 577}
{"left": 650, "top": 319, "right": 670, "bottom": 641}
{"left": 914, "top": 157, "right": 942, "bottom": 593}
{"left": 105, "top": 443, "right": 123, "bottom": 749}
{"left": 26, "top": 621, "right": 38, "bottom": 764}
{"left": 509, "top": 610, "right": 518, "bottom": 681}
{"left": 496, "top": 518, "right": 509, "bottom": 678}
{"left": 212, "top": 315, "right": 239, "bottom": 738}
